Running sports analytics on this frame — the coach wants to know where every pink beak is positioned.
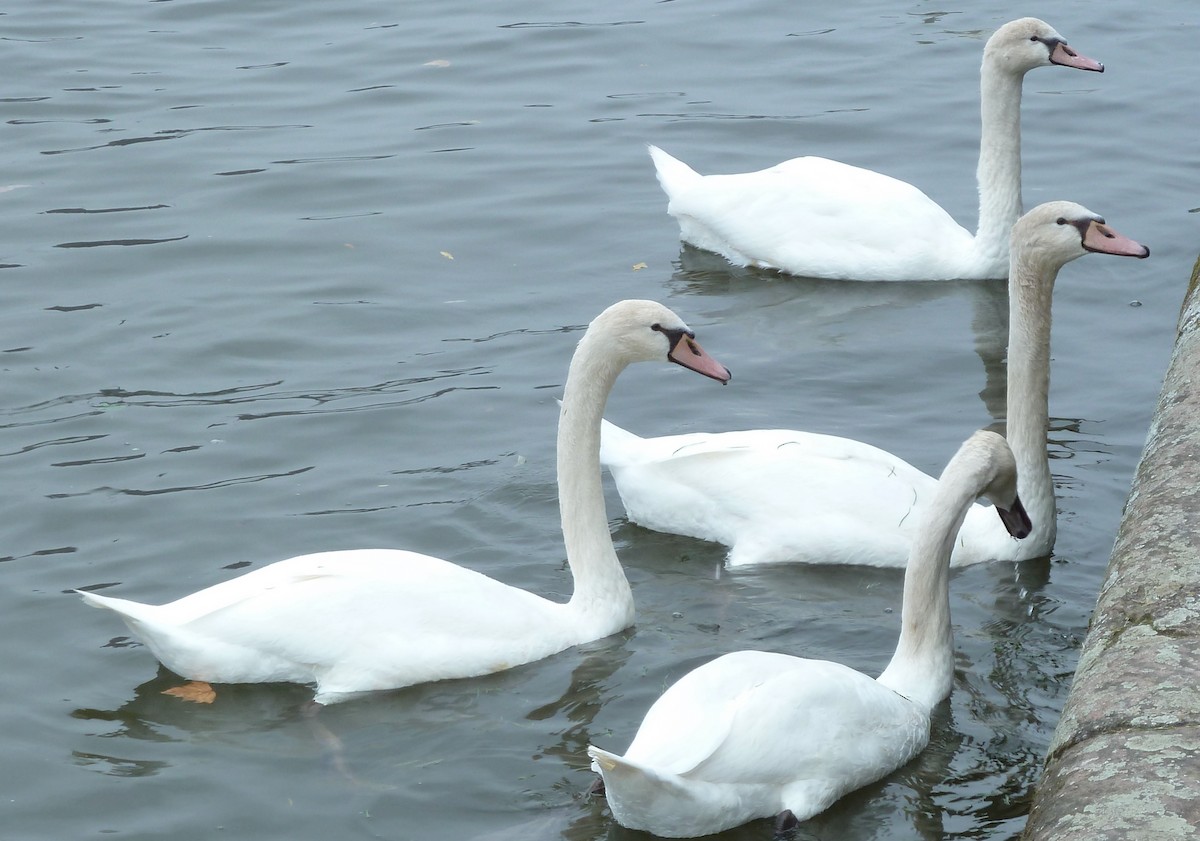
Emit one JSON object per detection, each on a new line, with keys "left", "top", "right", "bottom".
{"left": 1082, "top": 220, "right": 1150, "bottom": 259}
{"left": 1050, "top": 41, "right": 1104, "bottom": 73}
{"left": 668, "top": 334, "right": 731, "bottom": 384}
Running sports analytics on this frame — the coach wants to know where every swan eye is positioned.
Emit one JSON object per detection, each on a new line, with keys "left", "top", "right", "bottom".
{"left": 1056, "top": 217, "right": 1067, "bottom": 225}
{"left": 651, "top": 322, "right": 695, "bottom": 340}
{"left": 1030, "top": 35, "right": 1038, "bottom": 42}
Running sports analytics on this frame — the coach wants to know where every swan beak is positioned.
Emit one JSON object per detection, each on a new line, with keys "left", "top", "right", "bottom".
{"left": 668, "top": 334, "right": 732, "bottom": 384}
{"left": 996, "top": 495, "right": 1032, "bottom": 540}
{"left": 1081, "top": 220, "right": 1150, "bottom": 259}
{"left": 1049, "top": 41, "right": 1103, "bottom": 73}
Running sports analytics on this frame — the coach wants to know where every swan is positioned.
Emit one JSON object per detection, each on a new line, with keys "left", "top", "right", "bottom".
{"left": 78, "top": 300, "right": 731, "bottom": 704}
{"left": 600, "top": 201, "right": 1148, "bottom": 568}
{"left": 649, "top": 18, "right": 1104, "bottom": 281}
{"left": 588, "top": 430, "right": 1031, "bottom": 837}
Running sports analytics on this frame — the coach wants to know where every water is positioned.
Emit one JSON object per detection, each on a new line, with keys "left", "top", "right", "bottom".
{"left": 1, "top": 1, "right": 1194, "bottom": 838}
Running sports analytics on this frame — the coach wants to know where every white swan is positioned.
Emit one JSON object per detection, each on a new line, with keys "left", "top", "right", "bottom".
{"left": 650, "top": 18, "right": 1104, "bottom": 281}
{"left": 78, "top": 300, "right": 730, "bottom": 704}
{"left": 601, "top": 202, "right": 1149, "bottom": 568}
{"left": 588, "top": 430, "right": 1031, "bottom": 837}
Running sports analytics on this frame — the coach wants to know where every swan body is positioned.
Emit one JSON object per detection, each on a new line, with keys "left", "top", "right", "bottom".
{"left": 588, "top": 431, "right": 1031, "bottom": 837}
{"left": 601, "top": 201, "right": 1149, "bottom": 568}
{"left": 602, "top": 422, "right": 1016, "bottom": 567}
{"left": 79, "top": 551, "right": 584, "bottom": 699}
{"left": 651, "top": 18, "right": 1104, "bottom": 281}
{"left": 79, "top": 300, "right": 731, "bottom": 704}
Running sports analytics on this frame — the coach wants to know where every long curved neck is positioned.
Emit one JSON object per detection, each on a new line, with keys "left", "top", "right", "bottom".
{"left": 972, "top": 60, "right": 1025, "bottom": 266}
{"left": 876, "top": 474, "right": 979, "bottom": 711}
{"left": 558, "top": 332, "right": 634, "bottom": 633}
{"left": 1005, "top": 255, "right": 1058, "bottom": 554}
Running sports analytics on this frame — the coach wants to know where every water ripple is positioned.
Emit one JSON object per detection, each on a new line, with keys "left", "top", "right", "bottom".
{"left": 54, "top": 236, "right": 187, "bottom": 248}
{"left": 42, "top": 124, "right": 309, "bottom": 156}
{"left": 44, "top": 204, "right": 170, "bottom": 214}
{"left": 0, "top": 433, "right": 108, "bottom": 452}
{"left": 499, "top": 20, "right": 643, "bottom": 29}
{"left": 71, "top": 751, "right": 170, "bottom": 778}
{"left": 0, "top": 545, "right": 76, "bottom": 564}
{"left": 1, "top": 371, "right": 493, "bottom": 445}
{"left": 46, "top": 464, "right": 315, "bottom": 499}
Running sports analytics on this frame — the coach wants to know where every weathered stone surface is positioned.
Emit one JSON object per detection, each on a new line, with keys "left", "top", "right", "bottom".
{"left": 1048, "top": 629, "right": 1200, "bottom": 759}
{"left": 1024, "top": 729, "right": 1200, "bottom": 840}
{"left": 1023, "top": 255, "right": 1200, "bottom": 839}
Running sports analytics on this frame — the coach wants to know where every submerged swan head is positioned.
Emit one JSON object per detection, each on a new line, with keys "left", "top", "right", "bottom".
{"left": 585, "top": 300, "right": 731, "bottom": 383}
{"left": 957, "top": 430, "right": 1032, "bottom": 539}
{"left": 985, "top": 18, "right": 1104, "bottom": 75}
{"left": 1012, "top": 201, "right": 1150, "bottom": 273}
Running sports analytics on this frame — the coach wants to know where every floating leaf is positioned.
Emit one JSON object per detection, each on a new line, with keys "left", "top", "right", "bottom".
{"left": 440, "top": 251, "right": 454, "bottom": 260}
{"left": 162, "top": 681, "right": 216, "bottom": 704}
{"left": 632, "top": 262, "right": 647, "bottom": 271}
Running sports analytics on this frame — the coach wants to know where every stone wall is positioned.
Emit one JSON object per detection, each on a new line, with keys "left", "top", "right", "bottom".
{"left": 1022, "top": 256, "right": 1200, "bottom": 839}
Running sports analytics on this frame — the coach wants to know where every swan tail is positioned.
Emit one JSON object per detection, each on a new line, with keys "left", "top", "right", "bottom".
{"left": 77, "top": 589, "right": 171, "bottom": 640}
{"left": 648, "top": 145, "right": 700, "bottom": 197}
{"left": 599, "top": 417, "right": 646, "bottom": 469}
{"left": 79, "top": 588, "right": 152, "bottom": 619}
{"left": 588, "top": 745, "right": 703, "bottom": 836}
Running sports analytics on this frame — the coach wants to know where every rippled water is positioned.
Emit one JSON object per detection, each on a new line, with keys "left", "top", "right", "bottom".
{"left": 2, "top": 1, "right": 1194, "bottom": 839}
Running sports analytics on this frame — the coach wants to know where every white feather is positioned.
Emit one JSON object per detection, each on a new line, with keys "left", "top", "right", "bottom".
{"left": 601, "top": 201, "right": 1147, "bottom": 569}
{"left": 588, "top": 431, "right": 1022, "bottom": 837}
{"left": 650, "top": 18, "right": 1102, "bottom": 281}
{"left": 79, "top": 300, "right": 729, "bottom": 704}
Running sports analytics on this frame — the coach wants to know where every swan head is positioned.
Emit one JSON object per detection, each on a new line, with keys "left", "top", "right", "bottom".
{"left": 1011, "top": 201, "right": 1150, "bottom": 272}
{"left": 986, "top": 18, "right": 1103, "bottom": 75}
{"left": 588, "top": 300, "right": 731, "bottom": 383}
{"left": 958, "top": 430, "right": 1032, "bottom": 539}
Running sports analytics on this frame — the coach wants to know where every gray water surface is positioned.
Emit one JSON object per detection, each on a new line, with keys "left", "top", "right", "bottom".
{"left": 1, "top": 1, "right": 1194, "bottom": 839}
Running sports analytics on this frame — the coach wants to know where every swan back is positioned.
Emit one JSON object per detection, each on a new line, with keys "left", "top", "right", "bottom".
{"left": 589, "top": 651, "right": 930, "bottom": 836}
{"left": 599, "top": 422, "right": 1029, "bottom": 568}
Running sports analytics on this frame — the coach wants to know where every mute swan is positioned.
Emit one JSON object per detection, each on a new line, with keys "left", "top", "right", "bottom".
{"left": 650, "top": 18, "right": 1104, "bottom": 281}
{"left": 78, "top": 300, "right": 731, "bottom": 704}
{"left": 601, "top": 202, "right": 1148, "bottom": 567}
{"left": 588, "top": 430, "right": 1031, "bottom": 837}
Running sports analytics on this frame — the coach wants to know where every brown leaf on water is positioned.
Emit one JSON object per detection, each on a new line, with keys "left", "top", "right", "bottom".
{"left": 162, "top": 681, "right": 216, "bottom": 704}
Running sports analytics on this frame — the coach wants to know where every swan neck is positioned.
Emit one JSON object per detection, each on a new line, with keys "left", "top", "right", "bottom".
{"left": 877, "top": 476, "right": 977, "bottom": 711}
{"left": 1005, "top": 255, "right": 1058, "bottom": 551}
{"left": 973, "top": 61, "right": 1025, "bottom": 265}
{"left": 558, "top": 332, "right": 633, "bottom": 630}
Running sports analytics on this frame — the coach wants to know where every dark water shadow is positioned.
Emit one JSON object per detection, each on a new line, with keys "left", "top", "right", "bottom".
{"left": 71, "top": 667, "right": 317, "bottom": 745}
{"left": 68, "top": 632, "right": 637, "bottom": 796}
{"left": 663, "top": 245, "right": 1011, "bottom": 424}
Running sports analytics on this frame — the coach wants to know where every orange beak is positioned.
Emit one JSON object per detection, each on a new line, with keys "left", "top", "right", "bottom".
{"left": 1081, "top": 220, "right": 1149, "bottom": 258}
{"left": 668, "top": 334, "right": 731, "bottom": 384}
